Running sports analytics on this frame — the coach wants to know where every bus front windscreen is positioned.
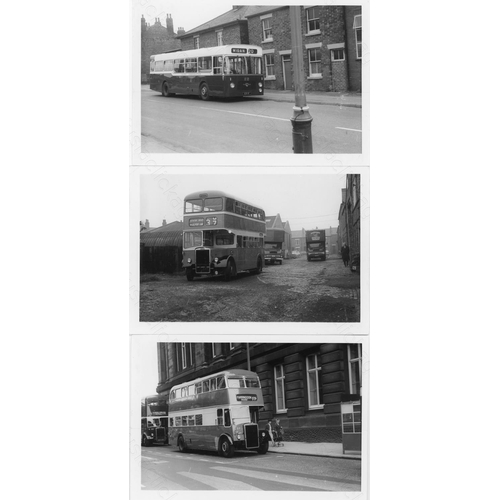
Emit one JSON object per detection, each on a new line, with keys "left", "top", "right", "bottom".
{"left": 225, "top": 56, "right": 262, "bottom": 75}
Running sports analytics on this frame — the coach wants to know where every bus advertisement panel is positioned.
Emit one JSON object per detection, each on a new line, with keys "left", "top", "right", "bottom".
{"left": 150, "top": 45, "right": 264, "bottom": 100}
{"left": 167, "top": 369, "right": 271, "bottom": 458}
{"left": 306, "top": 229, "right": 326, "bottom": 261}
{"left": 182, "top": 191, "right": 266, "bottom": 281}
{"left": 141, "top": 395, "right": 168, "bottom": 447}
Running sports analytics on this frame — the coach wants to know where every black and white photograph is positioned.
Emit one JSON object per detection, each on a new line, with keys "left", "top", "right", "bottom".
{"left": 133, "top": 169, "right": 367, "bottom": 324}
{"left": 132, "top": 2, "right": 366, "bottom": 160}
{"left": 130, "top": 339, "right": 367, "bottom": 494}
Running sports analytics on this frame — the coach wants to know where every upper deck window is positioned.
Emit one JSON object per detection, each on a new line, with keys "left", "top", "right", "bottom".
{"left": 185, "top": 197, "right": 222, "bottom": 213}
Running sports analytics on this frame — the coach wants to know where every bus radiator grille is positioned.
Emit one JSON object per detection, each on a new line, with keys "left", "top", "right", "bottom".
{"left": 244, "top": 423, "right": 259, "bottom": 449}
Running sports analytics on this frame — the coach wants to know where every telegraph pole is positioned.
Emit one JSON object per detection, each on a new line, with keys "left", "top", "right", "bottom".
{"left": 290, "top": 6, "right": 313, "bottom": 153}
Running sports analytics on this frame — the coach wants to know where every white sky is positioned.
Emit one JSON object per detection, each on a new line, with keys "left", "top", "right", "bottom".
{"left": 140, "top": 1, "right": 237, "bottom": 33}
{"left": 140, "top": 173, "right": 346, "bottom": 230}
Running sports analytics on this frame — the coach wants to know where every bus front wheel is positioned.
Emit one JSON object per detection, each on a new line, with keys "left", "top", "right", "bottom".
{"left": 200, "top": 83, "right": 210, "bottom": 101}
{"left": 224, "top": 260, "right": 235, "bottom": 281}
{"left": 257, "top": 440, "right": 269, "bottom": 454}
{"left": 186, "top": 267, "right": 195, "bottom": 281}
{"left": 219, "top": 437, "right": 234, "bottom": 458}
{"left": 178, "top": 436, "right": 188, "bottom": 453}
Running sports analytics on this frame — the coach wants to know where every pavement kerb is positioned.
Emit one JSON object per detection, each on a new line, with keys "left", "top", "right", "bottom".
{"left": 261, "top": 94, "right": 362, "bottom": 108}
{"left": 267, "top": 450, "right": 362, "bottom": 460}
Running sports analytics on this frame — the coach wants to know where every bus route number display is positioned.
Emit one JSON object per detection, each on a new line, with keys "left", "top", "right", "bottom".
{"left": 188, "top": 217, "right": 218, "bottom": 227}
{"left": 236, "top": 394, "right": 257, "bottom": 402}
{"left": 231, "top": 48, "right": 247, "bottom": 54}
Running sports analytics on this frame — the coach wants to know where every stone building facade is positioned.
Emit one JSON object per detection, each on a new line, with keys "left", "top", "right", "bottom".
{"left": 337, "top": 174, "right": 361, "bottom": 257}
{"left": 141, "top": 15, "right": 182, "bottom": 83}
{"left": 156, "top": 342, "right": 362, "bottom": 444}
{"left": 176, "top": 5, "right": 362, "bottom": 92}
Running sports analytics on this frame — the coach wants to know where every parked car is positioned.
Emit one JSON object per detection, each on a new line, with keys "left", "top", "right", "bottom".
{"left": 291, "top": 250, "right": 301, "bottom": 258}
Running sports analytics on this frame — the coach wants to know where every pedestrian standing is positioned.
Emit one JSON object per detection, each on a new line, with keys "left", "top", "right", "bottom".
{"left": 341, "top": 242, "right": 350, "bottom": 267}
{"left": 266, "top": 419, "right": 275, "bottom": 446}
{"left": 275, "top": 419, "right": 284, "bottom": 446}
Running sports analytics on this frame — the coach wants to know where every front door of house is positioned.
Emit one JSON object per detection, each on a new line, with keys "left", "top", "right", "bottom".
{"left": 282, "top": 55, "right": 292, "bottom": 90}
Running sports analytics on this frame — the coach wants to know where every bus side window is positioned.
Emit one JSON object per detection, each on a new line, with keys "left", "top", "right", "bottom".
{"left": 224, "top": 409, "right": 231, "bottom": 427}
{"left": 217, "top": 376, "right": 226, "bottom": 389}
{"left": 237, "top": 235, "right": 243, "bottom": 248}
{"left": 203, "top": 380, "right": 210, "bottom": 393}
{"left": 217, "top": 409, "right": 223, "bottom": 425}
{"left": 210, "top": 378, "right": 217, "bottom": 391}
{"left": 213, "top": 56, "right": 222, "bottom": 75}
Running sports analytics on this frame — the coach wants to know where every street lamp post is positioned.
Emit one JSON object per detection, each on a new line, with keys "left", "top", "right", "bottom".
{"left": 290, "top": 6, "right": 313, "bottom": 154}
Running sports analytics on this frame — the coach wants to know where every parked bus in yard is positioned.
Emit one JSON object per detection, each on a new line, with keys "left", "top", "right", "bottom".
{"left": 150, "top": 45, "right": 264, "bottom": 101}
{"left": 306, "top": 229, "right": 326, "bottom": 261}
{"left": 141, "top": 395, "right": 168, "bottom": 446}
{"left": 167, "top": 369, "right": 271, "bottom": 458}
{"left": 264, "top": 228, "right": 287, "bottom": 265}
{"left": 182, "top": 191, "right": 266, "bottom": 281}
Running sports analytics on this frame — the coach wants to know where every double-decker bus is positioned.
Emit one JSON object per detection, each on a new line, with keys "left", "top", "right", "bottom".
{"left": 141, "top": 395, "right": 168, "bottom": 447}
{"left": 150, "top": 45, "right": 264, "bottom": 101}
{"left": 167, "top": 369, "right": 271, "bottom": 458}
{"left": 182, "top": 191, "right": 266, "bottom": 281}
{"left": 306, "top": 229, "right": 327, "bottom": 261}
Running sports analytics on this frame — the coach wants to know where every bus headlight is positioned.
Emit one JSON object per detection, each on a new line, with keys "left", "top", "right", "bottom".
{"left": 214, "top": 257, "right": 219, "bottom": 263}
{"left": 258, "top": 82, "right": 263, "bottom": 88}
{"left": 187, "top": 258, "right": 192, "bottom": 264}
{"left": 230, "top": 83, "right": 235, "bottom": 89}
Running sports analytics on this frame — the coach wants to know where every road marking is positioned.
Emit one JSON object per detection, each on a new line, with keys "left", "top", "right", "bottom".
{"left": 212, "top": 466, "right": 360, "bottom": 492}
{"left": 153, "top": 461, "right": 169, "bottom": 464}
{"left": 178, "top": 471, "right": 262, "bottom": 490}
{"left": 336, "top": 127, "right": 362, "bottom": 132}
{"left": 141, "top": 456, "right": 154, "bottom": 460}
{"left": 199, "top": 107, "right": 289, "bottom": 122}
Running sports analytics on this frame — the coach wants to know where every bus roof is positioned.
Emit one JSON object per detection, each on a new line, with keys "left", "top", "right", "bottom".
{"left": 152, "top": 45, "right": 262, "bottom": 61}
{"left": 184, "top": 190, "right": 264, "bottom": 211}
{"left": 170, "top": 369, "right": 260, "bottom": 391}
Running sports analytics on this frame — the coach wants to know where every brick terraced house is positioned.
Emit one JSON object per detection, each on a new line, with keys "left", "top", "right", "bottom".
{"left": 156, "top": 343, "right": 363, "bottom": 446}
{"left": 176, "top": 5, "right": 362, "bottom": 92}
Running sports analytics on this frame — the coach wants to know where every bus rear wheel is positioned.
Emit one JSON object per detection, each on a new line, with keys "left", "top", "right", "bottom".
{"left": 200, "top": 83, "right": 210, "bottom": 101}
{"left": 162, "top": 82, "right": 174, "bottom": 97}
{"left": 255, "top": 256, "right": 263, "bottom": 274}
{"left": 178, "top": 436, "right": 188, "bottom": 453}
{"left": 257, "top": 440, "right": 269, "bottom": 454}
{"left": 219, "top": 437, "right": 234, "bottom": 458}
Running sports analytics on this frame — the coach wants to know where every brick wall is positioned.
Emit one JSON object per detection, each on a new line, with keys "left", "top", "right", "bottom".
{"left": 345, "top": 6, "right": 362, "bottom": 91}
{"left": 248, "top": 6, "right": 352, "bottom": 92}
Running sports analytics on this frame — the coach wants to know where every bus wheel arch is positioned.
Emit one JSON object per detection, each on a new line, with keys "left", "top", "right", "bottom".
{"left": 199, "top": 82, "right": 210, "bottom": 101}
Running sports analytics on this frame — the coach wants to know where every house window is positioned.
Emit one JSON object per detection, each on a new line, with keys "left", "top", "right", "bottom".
{"left": 308, "top": 48, "right": 322, "bottom": 76}
{"left": 306, "top": 7, "right": 321, "bottom": 34}
{"left": 264, "top": 53, "right": 275, "bottom": 77}
{"left": 216, "top": 30, "right": 223, "bottom": 46}
{"left": 194, "top": 37, "right": 199, "bottom": 49}
{"left": 348, "top": 344, "right": 362, "bottom": 395}
{"left": 178, "top": 343, "right": 193, "bottom": 370}
{"left": 306, "top": 354, "right": 323, "bottom": 408}
{"left": 262, "top": 18, "right": 272, "bottom": 41}
{"left": 274, "top": 365, "right": 286, "bottom": 412}
{"left": 353, "top": 15, "right": 362, "bottom": 59}
{"left": 331, "top": 48, "right": 345, "bottom": 61}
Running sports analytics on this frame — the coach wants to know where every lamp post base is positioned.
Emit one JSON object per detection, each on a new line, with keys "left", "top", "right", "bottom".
{"left": 291, "top": 106, "right": 313, "bottom": 154}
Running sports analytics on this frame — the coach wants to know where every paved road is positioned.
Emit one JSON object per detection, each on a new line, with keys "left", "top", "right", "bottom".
{"left": 140, "top": 444, "right": 361, "bottom": 491}
{"left": 140, "top": 255, "right": 360, "bottom": 322}
{"left": 141, "top": 87, "right": 362, "bottom": 154}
